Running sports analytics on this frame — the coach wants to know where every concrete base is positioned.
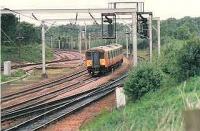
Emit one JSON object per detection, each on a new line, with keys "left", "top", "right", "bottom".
{"left": 41, "top": 73, "right": 48, "bottom": 79}
{"left": 4, "top": 61, "right": 11, "bottom": 76}
{"left": 115, "top": 87, "right": 126, "bottom": 108}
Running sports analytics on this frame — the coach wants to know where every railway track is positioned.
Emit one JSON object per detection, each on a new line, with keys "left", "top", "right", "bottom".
{"left": 2, "top": 75, "right": 98, "bottom": 116}
{"left": 2, "top": 74, "right": 127, "bottom": 131}
{"left": 1, "top": 72, "right": 93, "bottom": 113}
{"left": 1, "top": 50, "right": 81, "bottom": 71}
{"left": 1, "top": 68, "right": 87, "bottom": 102}
{"left": 1, "top": 69, "right": 98, "bottom": 113}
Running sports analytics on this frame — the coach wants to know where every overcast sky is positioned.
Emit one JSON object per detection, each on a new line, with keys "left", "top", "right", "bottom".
{"left": 1, "top": 0, "right": 200, "bottom": 22}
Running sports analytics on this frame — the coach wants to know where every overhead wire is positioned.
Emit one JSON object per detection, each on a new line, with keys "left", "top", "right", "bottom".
{"left": 74, "top": 13, "right": 78, "bottom": 25}
{"left": 88, "top": 12, "right": 99, "bottom": 25}
{"left": 3, "top": 8, "right": 55, "bottom": 26}
{"left": 1, "top": 28, "right": 14, "bottom": 43}
{"left": 3, "top": 8, "right": 40, "bottom": 22}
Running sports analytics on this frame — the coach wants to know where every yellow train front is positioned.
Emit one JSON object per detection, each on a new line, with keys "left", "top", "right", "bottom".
{"left": 84, "top": 44, "right": 123, "bottom": 76}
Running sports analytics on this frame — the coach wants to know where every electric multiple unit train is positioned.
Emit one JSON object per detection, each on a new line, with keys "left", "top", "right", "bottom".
{"left": 84, "top": 44, "right": 123, "bottom": 76}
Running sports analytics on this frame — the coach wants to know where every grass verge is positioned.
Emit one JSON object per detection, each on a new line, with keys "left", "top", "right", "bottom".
{"left": 1, "top": 44, "right": 53, "bottom": 64}
{"left": 81, "top": 76, "right": 200, "bottom": 131}
{"left": 1, "top": 69, "right": 26, "bottom": 82}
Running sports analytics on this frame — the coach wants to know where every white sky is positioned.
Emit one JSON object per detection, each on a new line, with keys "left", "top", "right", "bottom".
{"left": 1, "top": 0, "right": 200, "bottom": 23}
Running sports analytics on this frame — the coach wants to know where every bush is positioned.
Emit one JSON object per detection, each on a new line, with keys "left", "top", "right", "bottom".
{"left": 1, "top": 44, "right": 53, "bottom": 64}
{"left": 12, "top": 69, "right": 26, "bottom": 77}
{"left": 138, "top": 39, "right": 148, "bottom": 49}
{"left": 177, "top": 38, "right": 200, "bottom": 81}
{"left": 157, "top": 40, "right": 183, "bottom": 78}
{"left": 124, "top": 63, "right": 163, "bottom": 100}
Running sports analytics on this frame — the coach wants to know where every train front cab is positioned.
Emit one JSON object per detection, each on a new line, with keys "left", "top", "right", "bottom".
{"left": 85, "top": 50, "right": 105, "bottom": 76}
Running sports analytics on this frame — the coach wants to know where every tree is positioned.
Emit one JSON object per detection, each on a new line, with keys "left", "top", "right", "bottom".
{"left": 175, "top": 25, "right": 191, "bottom": 40}
{"left": 1, "top": 14, "right": 18, "bottom": 44}
{"left": 16, "top": 22, "right": 39, "bottom": 44}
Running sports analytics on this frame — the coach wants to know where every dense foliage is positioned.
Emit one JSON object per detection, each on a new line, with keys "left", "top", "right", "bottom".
{"left": 177, "top": 38, "right": 200, "bottom": 81}
{"left": 161, "top": 17, "right": 200, "bottom": 44}
{"left": 1, "top": 14, "right": 18, "bottom": 43}
{"left": 124, "top": 63, "right": 163, "bottom": 100}
{"left": 1, "top": 45, "right": 53, "bottom": 63}
{"left": 157, "top": 38, "right": 200, "bottom": 82}
{"left": 1, "top": 14, "right": 41, "bottom": 45}
{"left": 158, "top": 41, "right": 183, "bottom": 79}
{"left": 124, "top": 16, "right": 200, "bottom": 100}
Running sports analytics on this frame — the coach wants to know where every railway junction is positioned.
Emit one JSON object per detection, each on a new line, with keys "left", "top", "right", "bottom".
{"left": 1, "top": 1, "right": 160, "bottom": 130}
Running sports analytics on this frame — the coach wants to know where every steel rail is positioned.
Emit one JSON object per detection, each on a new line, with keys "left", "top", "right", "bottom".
{"left": 2, "top": 73, "right": 91, "bottom": 113}
{"left": 3, "top": 74, "right": 127, "bottom": 131}
{"left": 0, "top": 57, "right": 80, "bottom": 71}
{"left": 1, "top": 77, "right": 100, "bottom": 122}
{"left": 1, "top": 68, "right": 86, "bottom": 102}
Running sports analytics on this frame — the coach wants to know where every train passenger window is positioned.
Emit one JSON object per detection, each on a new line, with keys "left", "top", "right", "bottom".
{"left": 111, "top": 51, "right": 113, "bottom": 58}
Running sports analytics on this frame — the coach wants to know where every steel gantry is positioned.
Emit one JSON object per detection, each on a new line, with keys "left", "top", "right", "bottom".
{"left": 1, "top": 7, "right": 160, "bottom": 76}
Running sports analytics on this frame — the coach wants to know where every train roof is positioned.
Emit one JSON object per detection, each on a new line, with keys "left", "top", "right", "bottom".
{"left": 87, "top": 44, "right": 122, "bottom": 52}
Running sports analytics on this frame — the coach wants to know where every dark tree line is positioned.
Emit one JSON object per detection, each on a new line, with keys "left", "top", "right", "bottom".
{"left": 161, "top": 16, "right": 200, "bottom": 43}
{"left": 1, "top": 14, "right": 41, "bottom": 45}
{"left": 1, "top": 14, "right": 200, "bottom": 47}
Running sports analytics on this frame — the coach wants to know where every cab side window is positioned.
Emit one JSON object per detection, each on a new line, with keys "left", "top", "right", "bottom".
{"left": 111, "top": 50, "right": 113, "bottom": 58}
{"left": 117, "top": 49, "right": 119, "bottom": 55}
{"left": 100, "top": 52, "right": 104, "bottom": 59}
{"left": 86, "top": 52, "right": 91, "bottom": 59}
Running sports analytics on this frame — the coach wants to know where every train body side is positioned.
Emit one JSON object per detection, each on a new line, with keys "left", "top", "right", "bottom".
{"left": 84, "top": 44, "right": 123, "bottom": 76}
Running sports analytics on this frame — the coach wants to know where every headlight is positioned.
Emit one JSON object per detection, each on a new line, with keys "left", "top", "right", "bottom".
{"left": 87, "top": 60, "right": 92, "bottom": 66}
{"left": 100, "top": 59, "right": 105, "bottom": 65}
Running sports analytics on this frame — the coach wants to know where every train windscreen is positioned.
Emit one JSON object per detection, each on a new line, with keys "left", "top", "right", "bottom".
{"left": 86, "top": 52, "right": 91, "bottom": 59}
{"left": 86, "top": 51, "right": 104, "bottom": 59}
{"left": 100, "top": 52, "right": 104, "bottom": 59}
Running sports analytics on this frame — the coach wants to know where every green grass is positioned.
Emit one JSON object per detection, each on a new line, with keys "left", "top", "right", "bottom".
{"left": 1, "top": 69, "right": 26, "bottom": 82}
{"left": 1, "top": 44, "right": 53, "bottom": 64}
{"left": 81, "top": 76, "right": 200, "bottom": 131}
